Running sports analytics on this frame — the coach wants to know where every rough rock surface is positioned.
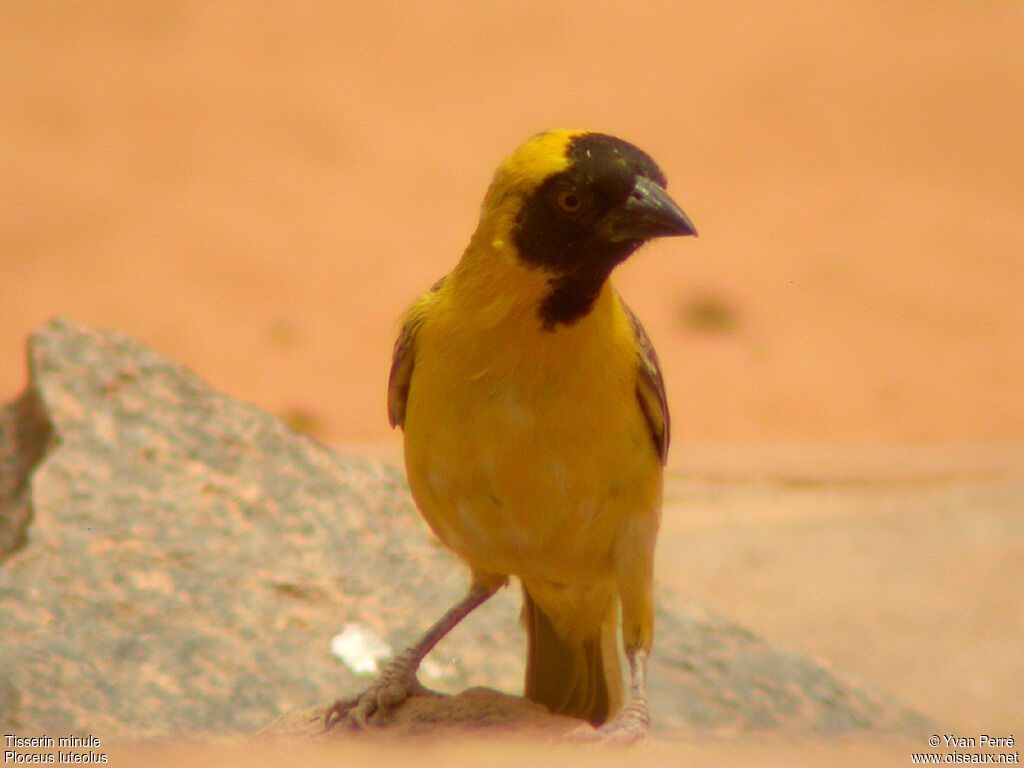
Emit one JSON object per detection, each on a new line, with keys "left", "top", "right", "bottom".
{"left": 0, "top": 318, "right": 932, "bottom": 739}
{"left": 259, "top": 688, "right": 580, "bottom": 740}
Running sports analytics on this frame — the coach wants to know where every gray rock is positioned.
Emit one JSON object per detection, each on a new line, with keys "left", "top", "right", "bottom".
{"left": 0, "top": 318, "right": 932, "bottom": 738}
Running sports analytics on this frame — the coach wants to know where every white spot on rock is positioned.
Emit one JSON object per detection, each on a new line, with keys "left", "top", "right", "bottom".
{"left": 329, "top": 623, "right": 392, "bottom": 676}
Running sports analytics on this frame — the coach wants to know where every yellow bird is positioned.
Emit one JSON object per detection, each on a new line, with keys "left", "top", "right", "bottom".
{"left": 326, "top": 130, "right": 696, "bottom": 741}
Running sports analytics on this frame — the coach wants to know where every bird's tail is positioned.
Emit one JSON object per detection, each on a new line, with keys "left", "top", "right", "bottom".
{"left": 522, "top": 584, "right": 622, "bottom": 726}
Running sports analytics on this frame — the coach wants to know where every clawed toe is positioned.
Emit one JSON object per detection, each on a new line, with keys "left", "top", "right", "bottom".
{"left": 560, "top": 699, "right": 649, "bottom": 745}
{"left": 323, "top": 682, "right": 408, "bottom": 731}
{"left": 323, "top": 696, "right": 357, "bottom": 730}
{"left": 323, "top": 654, "right": 424, "bottom": 731}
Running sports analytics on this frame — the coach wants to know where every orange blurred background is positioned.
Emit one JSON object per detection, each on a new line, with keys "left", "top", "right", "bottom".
{"left": 2, "top": 2, "right": 1022, "bottom": 446}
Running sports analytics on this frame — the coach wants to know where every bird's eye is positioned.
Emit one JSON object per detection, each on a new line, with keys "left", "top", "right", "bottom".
{"left": 555, "top": 189, "right": 583, "bottom": 215}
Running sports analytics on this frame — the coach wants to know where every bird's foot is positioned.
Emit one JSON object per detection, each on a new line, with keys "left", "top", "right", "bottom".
{"left": 562, "top": 698, "right": 650, "bottom": 745}
{"left": 323, "top": 651, "right": 427, "bottom": 731}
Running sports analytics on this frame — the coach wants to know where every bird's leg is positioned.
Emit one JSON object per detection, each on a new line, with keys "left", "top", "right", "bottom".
{"left": 564, "top": 644, "right": 650, "bottom": 744}
{"left": 565, "top": 513, "right": 655, "bottom": 744}
{"left": 603, "top": 645, "right": 651, "bottom": 740}
{"left": 324, "top": 579, "right": 501, "bottom": 730}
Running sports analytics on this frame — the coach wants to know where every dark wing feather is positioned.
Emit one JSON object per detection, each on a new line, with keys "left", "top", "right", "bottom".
{"left": 387, "top": 320, "right": 416, "bottom": 428}
{"left": 387, "top": 275, "right": 446, "bottom": 428}
{"left": 620, "top": 298, "right": 670, "bottom": 464}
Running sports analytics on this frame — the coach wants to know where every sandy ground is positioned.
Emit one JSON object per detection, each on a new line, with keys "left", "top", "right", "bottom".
{"left": 2, "top": 3, "right": 1021, "bottom": 766}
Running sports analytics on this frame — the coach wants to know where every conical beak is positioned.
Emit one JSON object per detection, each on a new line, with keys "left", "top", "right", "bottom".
{"left": 601, "top": 176, "right": 698, "bottom": 242}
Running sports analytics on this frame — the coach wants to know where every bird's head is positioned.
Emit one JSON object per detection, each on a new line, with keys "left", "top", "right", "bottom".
{"left": 477, "top": 130, "right": 696, "bottom": 327}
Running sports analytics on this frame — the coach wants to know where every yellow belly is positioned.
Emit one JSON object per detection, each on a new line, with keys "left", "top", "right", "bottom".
{"left": 402, "top": 285, "right": 662, "bottom": 586}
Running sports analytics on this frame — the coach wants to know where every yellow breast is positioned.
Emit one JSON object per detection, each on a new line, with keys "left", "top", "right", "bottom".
{"left": 402, "top": 265, "right": 662, "bottom": 586}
